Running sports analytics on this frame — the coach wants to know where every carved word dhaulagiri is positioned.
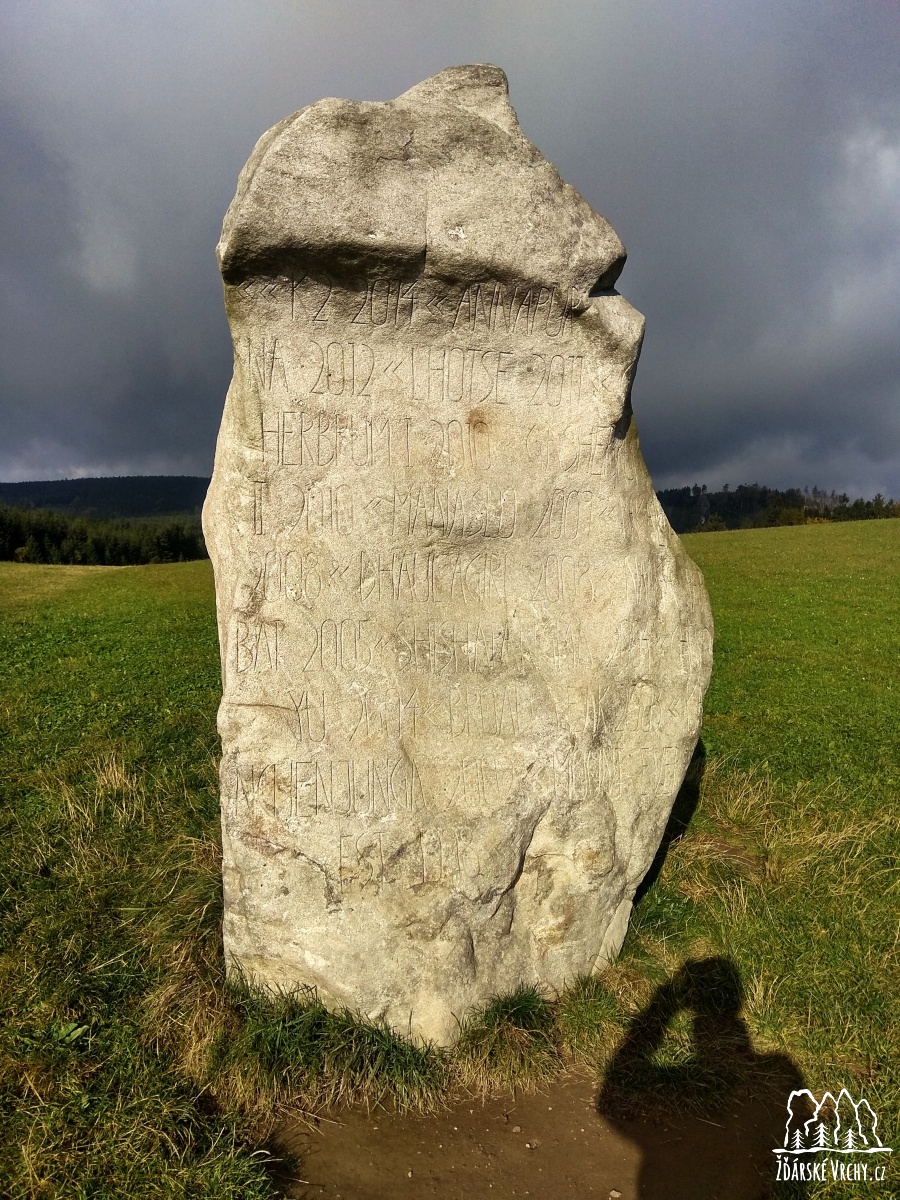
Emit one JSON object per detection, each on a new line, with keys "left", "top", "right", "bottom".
{"left": 204, "top": 65, "right": 713, "bottom": 1044}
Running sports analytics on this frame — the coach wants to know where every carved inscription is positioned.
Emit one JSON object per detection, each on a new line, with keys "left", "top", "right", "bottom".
{"left": 298, "top": 617, "right": 378, "bottom": 672}
{"left": 394, "top": 618, "right": 582, "bottom": 674}
{"left": 309, "top": 340, "right": 375, "bottom": 397}
{"left": 244, "top": 547, "right": 509, "bottom": 606}
{"left": 238, "top": 276, "right": 579, "bottom": 341}
{"left": 231, "top": 680, "right": 651, "bottom": 745}
{"left": 261, "top": 411, "right": 497, "bottom": 474}
{"left": 225, "top": 272, "right": 683, "bottom": 897}
{"left": 365, "top": 485, "right": 517, "bottom": 539}
{"left": 225, "top": 740, "right": 684, "bottom": 841}
{"left": 278, "top": 484, "right": 354, "bottom": 535}
{"left": 261, "top": 410, "right": 410, "bottom": 468}
{"left": 337, "top": 828, "right": 481, "bottom": 892}
{"left": 232, "top": 616, "right": 584, "bottom": 676}
{"left": 226, "top": 747, "right": 613, "bottom": 824}
{"left": 242, "top": 547, "right": 606, "bottom": 606}
{"left": 231, "top": 756, "right": 427, "bottom": 818}
{"left": 278, "top": 682, "right": 546, "bottom": 743}
{"left": 524, "top": 421, "right": 614, "bottom": 475}
{"left": 233, "top": 618, "right": 283, "bottom": 673}
{"left": 246, "top": 340, "right": 586, "bottom": 407}
{"left": 531, "top": 489, "right": 604, "bottom": 541}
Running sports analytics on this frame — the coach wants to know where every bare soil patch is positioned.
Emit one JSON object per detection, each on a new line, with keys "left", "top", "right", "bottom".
{"left": 273, "top": 1071, "right": 789, "bottom": 1199}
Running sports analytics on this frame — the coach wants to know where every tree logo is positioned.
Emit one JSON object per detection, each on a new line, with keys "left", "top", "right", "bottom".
{"left": 774, "top": 1089, "right": 893, "bottom": 1185}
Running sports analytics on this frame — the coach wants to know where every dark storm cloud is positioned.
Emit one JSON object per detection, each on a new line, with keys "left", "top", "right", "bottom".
{"left": 1, "top": 0, "right": 898, "bottom": 494}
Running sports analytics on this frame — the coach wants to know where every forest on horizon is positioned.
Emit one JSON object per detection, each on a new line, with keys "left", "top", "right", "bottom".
{"left": 0, "top": 476, "right": 896, "bottom": 565}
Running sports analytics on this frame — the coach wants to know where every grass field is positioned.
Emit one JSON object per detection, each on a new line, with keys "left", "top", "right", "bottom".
{"left": 0, "top": 520, "right": 897, "bottom": 1197}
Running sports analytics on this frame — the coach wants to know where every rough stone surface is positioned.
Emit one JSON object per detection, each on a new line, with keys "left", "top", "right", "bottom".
{"left": 204, "top": 65, "right": 713, "bottom": 1045}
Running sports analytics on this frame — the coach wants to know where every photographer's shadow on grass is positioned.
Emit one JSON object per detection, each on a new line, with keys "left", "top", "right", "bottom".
{"left": 598, "top": 957, "right": 811, "bottom": 1199}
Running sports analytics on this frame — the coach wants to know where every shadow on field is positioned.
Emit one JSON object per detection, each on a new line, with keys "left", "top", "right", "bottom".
{"left": 270, "top": 960, "right": 813, "bottom": 1200}
{"left": 598, "top": 957, "right": 811, "bottom": 1199}
{"left": 634, "top": 738, "right": 706, "bottom": 903}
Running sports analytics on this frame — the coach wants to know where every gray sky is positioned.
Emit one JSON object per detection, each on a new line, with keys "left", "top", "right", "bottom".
{"left": 2, "top": 0, "right": 899, "bottom": 495}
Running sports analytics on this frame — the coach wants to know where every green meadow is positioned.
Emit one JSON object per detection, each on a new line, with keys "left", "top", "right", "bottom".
{"left": 0, "top": 520, "right": 897, "bottom": 1198}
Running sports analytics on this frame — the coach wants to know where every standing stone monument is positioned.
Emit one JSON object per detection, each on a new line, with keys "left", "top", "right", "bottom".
{"left": 204, "top": 65, "right": 713, "bottom": 1044}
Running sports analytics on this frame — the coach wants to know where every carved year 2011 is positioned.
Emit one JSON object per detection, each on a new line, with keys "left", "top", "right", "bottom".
{"left": 238, "top": 275, "right": 579, "bottom": 342}
{"left": 245, "top": 335, "right": 586, "bottom": 409}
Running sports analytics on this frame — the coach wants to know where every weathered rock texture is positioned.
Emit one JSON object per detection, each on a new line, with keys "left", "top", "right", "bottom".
{"left": 204, "top": 65, "right": 713, "bottom": 1044}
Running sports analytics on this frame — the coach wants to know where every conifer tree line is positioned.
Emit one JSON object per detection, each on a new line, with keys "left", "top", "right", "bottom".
{"left": 0, "top": 479, "right": 897, "bottom": 564}
{"left": 657, "top": 483, "right": 900, "bottom": 534}
{"left": 0, "top": 504, "right": 207, "bottom": 565}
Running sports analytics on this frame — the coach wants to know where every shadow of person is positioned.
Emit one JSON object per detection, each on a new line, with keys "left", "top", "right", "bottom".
{"left": 598, "top": 957, "right": 813, "bottom": 1199}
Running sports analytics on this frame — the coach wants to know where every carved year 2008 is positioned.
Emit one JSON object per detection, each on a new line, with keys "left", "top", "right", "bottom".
{"left": 243, "top": 546, "right": 602, "bottom": 607}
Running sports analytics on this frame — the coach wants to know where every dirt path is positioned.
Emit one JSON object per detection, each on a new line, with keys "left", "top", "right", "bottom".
{"left": 271, "top": 1072, "right": 788, "bottom": 1199}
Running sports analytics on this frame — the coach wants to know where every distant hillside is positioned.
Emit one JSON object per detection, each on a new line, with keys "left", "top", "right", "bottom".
{"left": 0, "top": 476, "right": 210, "bottom": 520}
{"left": 1, "top": 475, "right": 895, "bottom": 535}
{"left": 657, "top": 483, "right": 899, "bottom": 533}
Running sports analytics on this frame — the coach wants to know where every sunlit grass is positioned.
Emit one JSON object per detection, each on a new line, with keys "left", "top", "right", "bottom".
{"left": 684, "top": 519, "right": 900, "bottom": 793}
{"left": 0, "top": 521, "right": 897, "bottom": 1197}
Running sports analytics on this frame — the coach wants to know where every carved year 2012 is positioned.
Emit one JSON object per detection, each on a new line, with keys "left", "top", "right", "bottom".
{"left": 245, "top": 335, "right": 586, "bottom": 409}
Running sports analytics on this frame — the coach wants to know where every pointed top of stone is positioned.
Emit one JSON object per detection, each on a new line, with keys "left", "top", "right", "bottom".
{"left": 217, "top": 64, "right": 625, "bottom": 303}
{"left": 397, "top": 64, "right": 520, "bottom": 135}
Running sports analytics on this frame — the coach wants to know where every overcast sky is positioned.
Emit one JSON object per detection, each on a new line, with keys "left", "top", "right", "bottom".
{"left": 2, "top": 0, "right": 899, "bottom": 495}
